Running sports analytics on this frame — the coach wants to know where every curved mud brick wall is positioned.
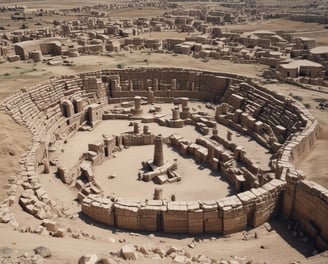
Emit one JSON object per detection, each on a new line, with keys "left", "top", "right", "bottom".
{"left": 1, "top": 67, "right": 327, "bottom": 250}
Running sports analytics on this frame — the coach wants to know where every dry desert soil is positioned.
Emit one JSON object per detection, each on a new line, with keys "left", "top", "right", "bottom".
{"left": 0, "top": 4, "right": 327, "bottom": 264}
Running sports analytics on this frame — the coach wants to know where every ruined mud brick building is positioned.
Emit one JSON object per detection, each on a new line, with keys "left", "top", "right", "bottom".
{"left": 1, "top": 1, "right": 327, "bottom": 89}
{"left": 2, "top": 67, "right": 327, "bottom": 251}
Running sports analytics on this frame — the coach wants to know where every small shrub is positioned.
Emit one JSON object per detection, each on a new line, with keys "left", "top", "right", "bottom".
{"left": 304, "top": 103, "right": 311, "bottom": 109}
{"left": 4, "top": 73, "right": 10, "bottom": 76}
{"left": 292, "top": 95, "right": 303, "bottom": 101}
{"left": 53, "top": 20, "right": 60, "bottom": 26}
{"left": 313, "top": 98, "right": 326, "bottom": 103}
{"left": 171, "top": 194, "right": 176, "bottom": 201}
{"left": 116, "top": 63, "right": 124, "bottom": 69}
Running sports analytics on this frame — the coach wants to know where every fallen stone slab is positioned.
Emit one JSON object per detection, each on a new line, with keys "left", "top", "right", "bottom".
{"left": 34, "top": 246, "right": 52, "bottom": 258}
{"left": 78, "top": 254, "right": 98, "bottom": 264}
{"left": 121, "top": 244, "right": 138, "bottom": 260}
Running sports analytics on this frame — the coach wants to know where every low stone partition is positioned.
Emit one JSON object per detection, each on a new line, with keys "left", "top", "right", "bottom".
{"left": 170, "top": 134, "right": 265, "bottom": 192}
{"left": 81, "top": 179, "right": 286, "bottom": 235}
{"left": 1, "top": 67, "right": 326, "bottom": 250}
{"left": 81, "top": 195, "right": 114, "bottom": 226}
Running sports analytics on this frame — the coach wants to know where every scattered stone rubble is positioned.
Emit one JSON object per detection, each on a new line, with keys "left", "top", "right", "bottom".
{"left": 0, "top": 246, "right": 51, "bottom": 264}
{"left": 78, "top": 243, "right": 260, "bottom": 264}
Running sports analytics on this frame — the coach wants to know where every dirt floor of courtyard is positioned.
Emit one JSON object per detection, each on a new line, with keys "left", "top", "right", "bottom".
{"left": 51, "top": 101, "right": 271, "bottom": 202}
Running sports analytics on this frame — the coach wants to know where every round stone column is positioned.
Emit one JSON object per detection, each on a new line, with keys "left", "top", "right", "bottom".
{"left": 153, "top": 134, "right": 164, "bottom": 167}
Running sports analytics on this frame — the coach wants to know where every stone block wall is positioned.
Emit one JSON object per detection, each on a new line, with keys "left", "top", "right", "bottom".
{"left": 2, "top": 67, "right": 326, "bottom": 245}
{"left": 139, "top": 200, "right": 164, "bottom": 232}
{"left": 81, "top": 179, "right": 286, "bottom": 235}
{"left": 203, "top": 201, "right": 222, "bottom": 234}
{"left": 163, "top": 202, "right": 189, "bottom": 234}
{"left": 115, "top": 203, "right": 140, "bottom": 231}
{"left": 82, "top": 196, "right": 114, "bottom": 226}
{"left": 218, "top": 196, "right": 247, "bottom": 234}
{"left": 121, "top": 133, "right": 155, "bottom": 146}
{"left": 283, "top": 178, "right": 328, "bottom": 250}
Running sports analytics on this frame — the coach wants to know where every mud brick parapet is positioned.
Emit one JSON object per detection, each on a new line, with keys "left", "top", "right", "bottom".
{"left": 1, "top": 67, "right": 326, "bottom": 248}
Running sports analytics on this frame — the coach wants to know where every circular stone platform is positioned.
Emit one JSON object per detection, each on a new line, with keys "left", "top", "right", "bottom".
{"left": 2, "top": 67, "right": 324, "bottom": 242}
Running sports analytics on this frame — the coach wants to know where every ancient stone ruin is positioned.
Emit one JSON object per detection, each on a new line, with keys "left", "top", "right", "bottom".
{"left": 1, "top": 67, "right": 327, "bottom": 251}
{"left": 140, "top": 134, "right": 179, "bottom": 184}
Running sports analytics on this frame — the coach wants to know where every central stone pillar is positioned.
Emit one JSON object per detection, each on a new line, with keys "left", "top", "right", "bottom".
{"left": 153, "top": 134, "right": 164, "bottom": 167}
{"left": 133, "top": 122, "right": 140, "bottom": 134}
{"left": 172, "top": 108, "right": 180, "bottom": 120}
{"left": 147, "top": 87, "right": 154, "bottom": 104}
{"left": 135, "top": 96, "right": 141, "bottom": 110}
{"left": 143, "top": 125, "right": 150, "bottom": 134}
{"left": 181, "top": 97, "right": 189, "bottom": 108}
{"left": 132, "top": 96, "right": 143, "bottom": 115}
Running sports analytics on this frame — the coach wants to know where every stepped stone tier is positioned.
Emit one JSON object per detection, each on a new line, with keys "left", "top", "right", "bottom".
{"left": 2, "top": 67, "right": 327, "bottom": 250}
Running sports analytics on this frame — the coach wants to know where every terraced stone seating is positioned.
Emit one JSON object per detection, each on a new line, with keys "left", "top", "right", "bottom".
{"left": 1, "top": 67, "right": 327, "bottom": 251}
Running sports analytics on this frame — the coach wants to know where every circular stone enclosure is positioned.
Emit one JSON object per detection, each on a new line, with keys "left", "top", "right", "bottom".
{"left": 3, "top": 67, "right": 326, "bottom": 248}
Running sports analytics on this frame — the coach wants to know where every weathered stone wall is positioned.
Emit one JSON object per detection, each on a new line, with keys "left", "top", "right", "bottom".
{"left": 81, "top": 179, "right": 285, "bottom": 235}
{"left": 282, "top": 175, "right": 328, "bottom": 250}
{"left": 14, "top": 40, "right": 62, "bottom": 60}
{"left": 100, "top": 68, "right": 230, "bottom": 103}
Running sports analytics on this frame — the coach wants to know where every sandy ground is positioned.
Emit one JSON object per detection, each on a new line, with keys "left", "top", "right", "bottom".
{"left": 94, "top": 144, "right": 234, "bottom": 201}
{"left": 0, "top": 218, "right": 319, "bottom": 264}
{"left": 53, "top": 100, "right": 270, "bottom": 201}
{"left": 0, "top": 112, "right": 31, "bottom": 201}
{"left": 0, "top": 17, "right": 327, "bottom": 262}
